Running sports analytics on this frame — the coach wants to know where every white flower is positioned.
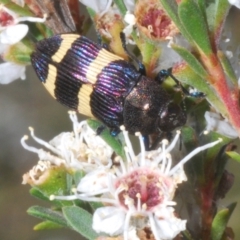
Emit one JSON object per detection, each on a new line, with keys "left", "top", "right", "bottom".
{"left": 0, "top": 5, "right": 46, "bottom": 84}
{"left": 0, "top": 6, "right": 46, "bottom": 44}
{"left": 21, "top": 111, "right": 113, "bottom": 172}
{"left": 123, "top": 11, "right": 136, "bottom": 43}
{"left": 204, "top": 111, "right": 238, "bottom": 138}
{"left": 0, "top": 61, "right": 26, "bottom": 84}
{"left": 228, "top": 0, "right": 240, "bottom": 8}
{"left": 52, "top": 126, "right": 221, "bottom": 240}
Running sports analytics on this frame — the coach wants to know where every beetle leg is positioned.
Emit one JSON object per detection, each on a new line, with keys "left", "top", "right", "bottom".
{"left": 156, "top": 68, "right": 205, "bottom": 98}
{"left": 96, "top": 125, "right": 106, "bottom": 135}
{"left": 110, "top": 127, "right": 121, "bottom": 137}
{"left": 120, "top": 32, "right": 146, "bottom": 75}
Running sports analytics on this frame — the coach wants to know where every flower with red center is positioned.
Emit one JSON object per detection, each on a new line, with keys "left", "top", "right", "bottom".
{"left": 51, "top": 126, "right": 221, "bottom": 240}
{"left": 134, "top": 0, "right": 179, "bottom": 41}
{"left": 0, "top": 4, "right": 46, "bottom": 84}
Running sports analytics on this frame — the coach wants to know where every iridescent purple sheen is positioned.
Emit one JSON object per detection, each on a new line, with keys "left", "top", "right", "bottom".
{"left": 90, "top": 60, "right": 141, "bottom": 129}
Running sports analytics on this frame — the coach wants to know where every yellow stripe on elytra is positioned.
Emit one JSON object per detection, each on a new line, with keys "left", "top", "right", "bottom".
{"left": 43, "top": 64, "right": 57, "bottom": 98}
{"left": 51, "top": 34, "right": 79, "bottom": 63}
{"left": 86, "top": 49, "right": 123, "bottom": 84}
{"left": 78, "top": 84, "right": 94, "bottom": 118}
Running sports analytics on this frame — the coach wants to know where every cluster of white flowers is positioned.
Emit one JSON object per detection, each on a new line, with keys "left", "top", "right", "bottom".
{"left": 22, "top": 112, "right": 221, "bottom": 240}
{"left": 0, "top": 3, "right": 46, "bottom": 84}
{"left": 21, "top": 111, "right": 113, "bottom": 177}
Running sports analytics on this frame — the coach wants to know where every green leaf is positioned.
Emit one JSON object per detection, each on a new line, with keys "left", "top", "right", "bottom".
{"left": 203, "top": 131, "right": 230, "bottom": 162}
{"left": 29, "top": 187, "right": 49, "bottom": 201}
{"left": 173, "top": 64, "right": 227, "bottom": 116}
{"left": 114, "top": 0, "right": 128, "bottom": 16}
{"left": 73, "top": 170, "right": 85, "bottom": 185}
{"left": 159, "top": 0, "right": 192, "bottom": 42}
{"left": 212, "top": 0, "right": 230, "bottom": 41}
{"left": 63, "top": 206, "right": 98, "bottom": 240}
{"left": 226, "top": 151, "right": 240, "bottom": 163}
{"left": 211, "top": 202, "right": 237, "bottom": 240}
{"left": 27, "top": 206, "right": 69, "bottom": 228}
{"left": 0, "top": 0, "right": 33, "bottom": 16}
{"left": 178, "top": 0, "right": 213, "bottom": 55}
{"left": 181, "top": 126, "right": 198, "bottom": 151}
{"left": 218, "top": 51, "right": 238, "bottom": 86}
{"left": 87, "top": 119, "right": 126, "bottom": 159}
{"left": 86, "top": 7, "right": 96, "bottom": 19}
{"left": 171, "top": 44, "right": 208, "bottom": 78}
{"left": 34, "top": 220, "right": 63, "bottom": 230}
{"left": 28, "top": 23, "right": 53, "bottom": 41}
{"left": 197, "top": 0, "right": 207, "bottom": 16}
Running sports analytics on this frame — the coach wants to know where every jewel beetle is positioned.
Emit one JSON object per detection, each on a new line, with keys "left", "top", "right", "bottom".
{"left": 31, "top": 33, "right": 187, "bottom": 136}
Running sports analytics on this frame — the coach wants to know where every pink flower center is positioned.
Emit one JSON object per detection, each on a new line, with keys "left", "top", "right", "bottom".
{"left": 0, "top": 9, "right": 14, "bottom": 27}
{"left": 141, "top": 8, "right": 171, "bottom": 38}
{"left": 115, "top": 167, "right": 173, "bottom": 211}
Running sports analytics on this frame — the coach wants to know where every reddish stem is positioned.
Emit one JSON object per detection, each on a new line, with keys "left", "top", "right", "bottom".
{"left": 201, "top": 53, "right": 240, "bottom": 136}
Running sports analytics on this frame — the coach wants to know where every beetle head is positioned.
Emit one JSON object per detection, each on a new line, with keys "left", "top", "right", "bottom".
{"left": 157, "top": 102, "right": 186, "bottom": 132}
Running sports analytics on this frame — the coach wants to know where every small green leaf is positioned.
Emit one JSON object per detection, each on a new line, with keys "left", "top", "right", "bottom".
{"left": 226, "top": 151, "right": 240, "bottom": 163}
{"left": 0, "top": 0, "right": 33, "bottom": 16}
{"left": 181, "top": 126, "right": 198, "bottom": 151}
{"left": 211, "top": 202, "right": 237, "bottom": 240}
{"left": 114, "top": 0, "right": 128, "bottom": 16}
{"left": 86, "top": 7, "right": 96, "bottom": 19}
{"left": 159, "top": 0, "right": 192, "bottom": 42}
{"left": 73, "top": 170, "right": 85, "bottom": 185}
{"left": 218, "top": 51, "right": 238, "bottom": 86}
{"left": 27, "top": 206, "right": 69, "bottom": 228}
{"left": 172, "top": 44, "right": 208, "bottom": 78}
{"left": 173, "top": 64, "right": 228, "bottom": 116}
{"left": 197, "top": 0, "right": 207, "bottom": 16}
{"left": 63, "top": 206, "right": 98, "bottom": 240}
{"left": 28, "top": 23, "right": 53, "bottom": 41}
{"left": 29, "top": 187, "right": 49, "bottom": 201}
{"left": 203, "top": 131, "right": 230, "bottom": 162}
{"left": 212, "top": 0, "right": 230, "bottom": 40}
{"left": 178, "top": 0, "right": 213, "bottom": 55}
{"left": 87, "top": 119, "right": 126, "bottom": 159}
{"left": 34, "top": 220, "right": 63, "bottom": 230}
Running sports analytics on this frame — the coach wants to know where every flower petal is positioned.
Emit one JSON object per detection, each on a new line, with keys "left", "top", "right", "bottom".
{"left": 0, "top": 43, "right": 9, "bottom": 55}
{"left": 0, "top": 24, "right": 28, "bottom": 44}
{"left": 0, "top": 62, "right": 26, "bottom": 84}
{"left": 204, "top": 111, "right": 238, "bottom": 138}
{"left": 77, "top": 168, "right": 109, "bottom": 193}
{"left": 154, "top": 207, "right": 186, "bottom": 239}
{"left": 92, "top": 206, "right": 125, "bottom": 235}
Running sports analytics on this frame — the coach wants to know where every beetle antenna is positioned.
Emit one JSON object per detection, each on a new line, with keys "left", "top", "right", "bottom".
{"left": 120, "top": 32, "right": 146, "bottom": 75}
